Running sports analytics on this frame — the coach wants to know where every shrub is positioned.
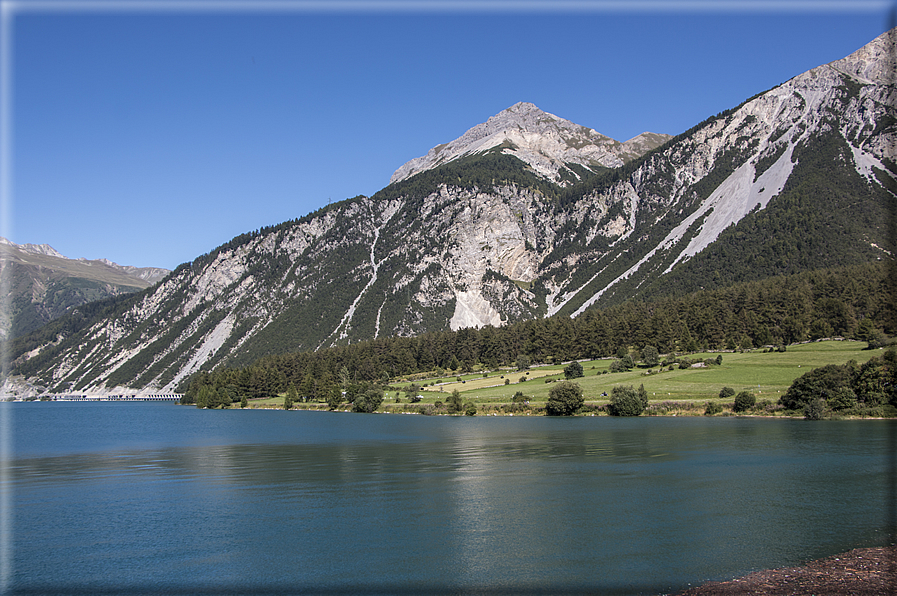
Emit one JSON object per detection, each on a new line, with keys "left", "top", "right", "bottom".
{"left": 564, "top": 361, "right": 584, "bottom": 379}
{"left": 352, "top": 388, "right": 384, "bottom": 413}
{"left": 804, "top": 398, "right": 826, "bottom": 420}
{"left": 780, "top": 364, "right": 853, "bottom": 410}
{"left": 641, "top": 346, "right": 660, "bottom": 367}
{"left": 447, "top": 389, "right": 463, "bottom": 414}
{"left": 545, "top": 381, "right": 584, "bottom": 416}
{"left": 704, "top": 401, "right": 723, "bottom": 415}
{"left": 733, "top": 391, "right": 756, "bottom": 413}
{"left": 512, "top": 391, "right": 526, "bottom": 403}
{"left": 719, "top": 387, "right": 736, "bottom": 398}
{"left": 464, "top": 402, "right": 477, "bottom": 416}
{"left": 608, "top": 385, "right": 645, "bottom": 417}
{"left": 829, "top": 387, "right": 857, "bottom": 411}
{"left": 609, "top": 359, "right": 628, "bottom": 373}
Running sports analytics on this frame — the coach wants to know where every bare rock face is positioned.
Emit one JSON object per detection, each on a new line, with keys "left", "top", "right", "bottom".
{"left": 390, "top": 102, "right": 671, "bottom": 185}
{"left": 8, "top": 29, "right": 895, "bottom": 396}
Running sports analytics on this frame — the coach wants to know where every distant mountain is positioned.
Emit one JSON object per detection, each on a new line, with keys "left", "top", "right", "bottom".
{"left": 390, "top": 101, "right": 671, "bottom": 185}
{"left": 6, "top": 28, "right": 895, "bottom": 396}
{"left": 0, "top": 237, "right": 169, "bottom": 340}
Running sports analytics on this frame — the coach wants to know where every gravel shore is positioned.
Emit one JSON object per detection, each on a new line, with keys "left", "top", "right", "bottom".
{"left": 673, "top": 545, "right": 896, "bottom": 595}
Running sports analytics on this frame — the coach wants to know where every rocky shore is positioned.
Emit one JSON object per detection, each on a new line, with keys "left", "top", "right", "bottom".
{"left": 673, "top": 545, "right": 895, "bottom": 595}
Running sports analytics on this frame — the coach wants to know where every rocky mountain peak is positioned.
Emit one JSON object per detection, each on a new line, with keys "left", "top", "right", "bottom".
{"left": 827, "top": 27, "right": 896, "bottom": 85}
{"left": 390, "top": 102, "right": 671, "bottom": 185}
{"left": 0, "top": 236, "right": 65, "bottom": 259}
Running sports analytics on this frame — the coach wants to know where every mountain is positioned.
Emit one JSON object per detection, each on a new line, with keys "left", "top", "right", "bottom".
{"left": 390, "top": 101, "right": 671, "bottom": 185}
{"left": 5, "top": 28, "right": 895, "bottom": 397}
{"left": 0, "top": 237, "right": 170, "bottom": 340}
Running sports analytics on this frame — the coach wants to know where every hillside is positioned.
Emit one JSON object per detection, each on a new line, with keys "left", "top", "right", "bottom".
{"left": 0, "top": 238, "right": 169, "bottom": 340}
{"left": 4, "top": 28, "right": 895, "bottom": 396}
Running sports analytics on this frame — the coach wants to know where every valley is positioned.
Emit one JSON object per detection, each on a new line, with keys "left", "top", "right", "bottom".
{"left": 3, "top": 28, "right": 895, "bottom": 399}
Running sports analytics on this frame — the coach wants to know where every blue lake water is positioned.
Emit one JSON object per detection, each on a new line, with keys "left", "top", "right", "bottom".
{"left": 2, "top": 402, "right": 894, "bottom": 595}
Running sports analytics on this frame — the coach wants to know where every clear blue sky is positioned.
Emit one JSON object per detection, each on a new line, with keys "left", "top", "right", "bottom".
{"left": 4, "top": 1, "right": 894, "bottom": 270}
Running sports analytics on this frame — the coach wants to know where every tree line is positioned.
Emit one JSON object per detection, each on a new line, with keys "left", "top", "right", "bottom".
{"left": 180, "top": 261, "right": 893, "bottom": 405}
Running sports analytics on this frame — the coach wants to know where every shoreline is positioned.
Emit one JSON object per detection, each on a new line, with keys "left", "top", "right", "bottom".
{"left": 670, "top": 545, "right": 896, "bottom": 595}
{"left": 235, "top": 402, "right": 895, "bottom": 419}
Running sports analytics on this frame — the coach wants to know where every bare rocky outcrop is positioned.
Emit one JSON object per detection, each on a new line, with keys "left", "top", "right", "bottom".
{"left": 7, "top": 29, "right": 895, "bottom": 396}
{"left": 390, "top": 101, "right": 671, "bottom": 185}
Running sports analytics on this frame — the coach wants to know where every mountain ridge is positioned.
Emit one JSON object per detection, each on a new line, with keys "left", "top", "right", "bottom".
{"left": 389, "top": 101, "right": 672, "bottom": 185}
{"left": 5, "top": 28, "right": 895, "bottom": 397}
{"left": 0, "top": 237, "right": 170, "bottom": 341}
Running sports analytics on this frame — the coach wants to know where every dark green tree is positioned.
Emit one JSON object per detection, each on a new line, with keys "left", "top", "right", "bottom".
{"left": 608, "top": 385, "right": 645, "bottom": 416}
{"left": 638, "top": 384, "right": 649, "bottom": 410}
{"left": 733, "top": 391, "right": 756, "bottom": 412}
{"left": 564, "top": 361, "right": 584, "bottom": 379}
{"left": 546, "top": 381, "right": 584, "bottom": 416}
{"left": 780, "top": 364, "right": 854, "bottom": 410}
{"left": 641, "top": 346, "right": 660, "bottom": 367}
{"left": 352, "top": 388, "right": 384, "bottom": 413}
{"left": 325, "top": 386, "right": 343, "bottom": 410}
{"left": 447, "top": 389, "right": 463, "bottom": 414}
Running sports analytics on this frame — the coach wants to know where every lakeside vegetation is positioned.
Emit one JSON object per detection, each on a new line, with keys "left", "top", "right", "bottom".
{"left": 194, "top": 340, "right": 897, "bottom": 419}
{"left": 180, "top": 261, "right": 895, "bottom": 417}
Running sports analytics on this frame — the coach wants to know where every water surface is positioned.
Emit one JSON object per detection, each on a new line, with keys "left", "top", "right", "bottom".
{"left": 5, "top": 402, "right": 894, "bottom": 594}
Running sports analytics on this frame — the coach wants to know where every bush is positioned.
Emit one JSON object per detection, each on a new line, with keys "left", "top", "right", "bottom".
{"left": 447, "top": 389, "right": 463, "bottom": 414}
{"left": 733, "top": 391, "right": 756, "bottom": 413}
{"left": 719, "top": 387, "right": 736, "bottom": 398}
{"left": 464, "top": 402, "right": 477, "bottom": 416}
{"left": 704, "top": 401, "right": 723, "bottom": 415}
{"left": 545, "top": 381, "right": 584, "bottom": 416}
{"left": 641, "top": 346, "right": 660, "bottom": 367}
{"left": 804, "top": 398, "right": 826, "bottom": 420}
{"left": 780, "top": 364, "right": 853, "bottom": 410}
{"left": 609, "top": 359, "right": 628, "bottom": 373}
{"left": 564, "top": 361, "right": 584, "bottom": 379}
{"left": 352, "top": 388, "right": 384, "bottom": 413}
{"left": 829, "top": 387, "right": 857, "bottom": 410}
{"left": 608, "top": 385, "right": 645, "bottom": 417}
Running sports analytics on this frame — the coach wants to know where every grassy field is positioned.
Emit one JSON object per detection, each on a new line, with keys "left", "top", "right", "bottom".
{"left": 414, "top": 340, "right": 877, "bottom": 404}
{"left": 244, "top": 340, "right": 887, "bottom": 415}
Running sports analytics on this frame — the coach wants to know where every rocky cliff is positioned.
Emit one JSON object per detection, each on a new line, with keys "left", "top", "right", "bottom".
{"left": 7, "top": 28, "right": 895, "bottom": 396}
{"left": 390, "top": 101, "right": 671, "bottom": 185}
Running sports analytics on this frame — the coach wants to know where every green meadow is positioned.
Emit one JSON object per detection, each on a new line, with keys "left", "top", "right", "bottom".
{"left": 248, "top": 340, "right": 888, "bottom": 415}
{"left": 412, "top": 341, "right": 874, "bottom": 405}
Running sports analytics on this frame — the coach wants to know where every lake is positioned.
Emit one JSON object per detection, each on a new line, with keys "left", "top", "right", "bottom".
{"left": 3, "top": 402, "right": 894, "bottom": 595}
